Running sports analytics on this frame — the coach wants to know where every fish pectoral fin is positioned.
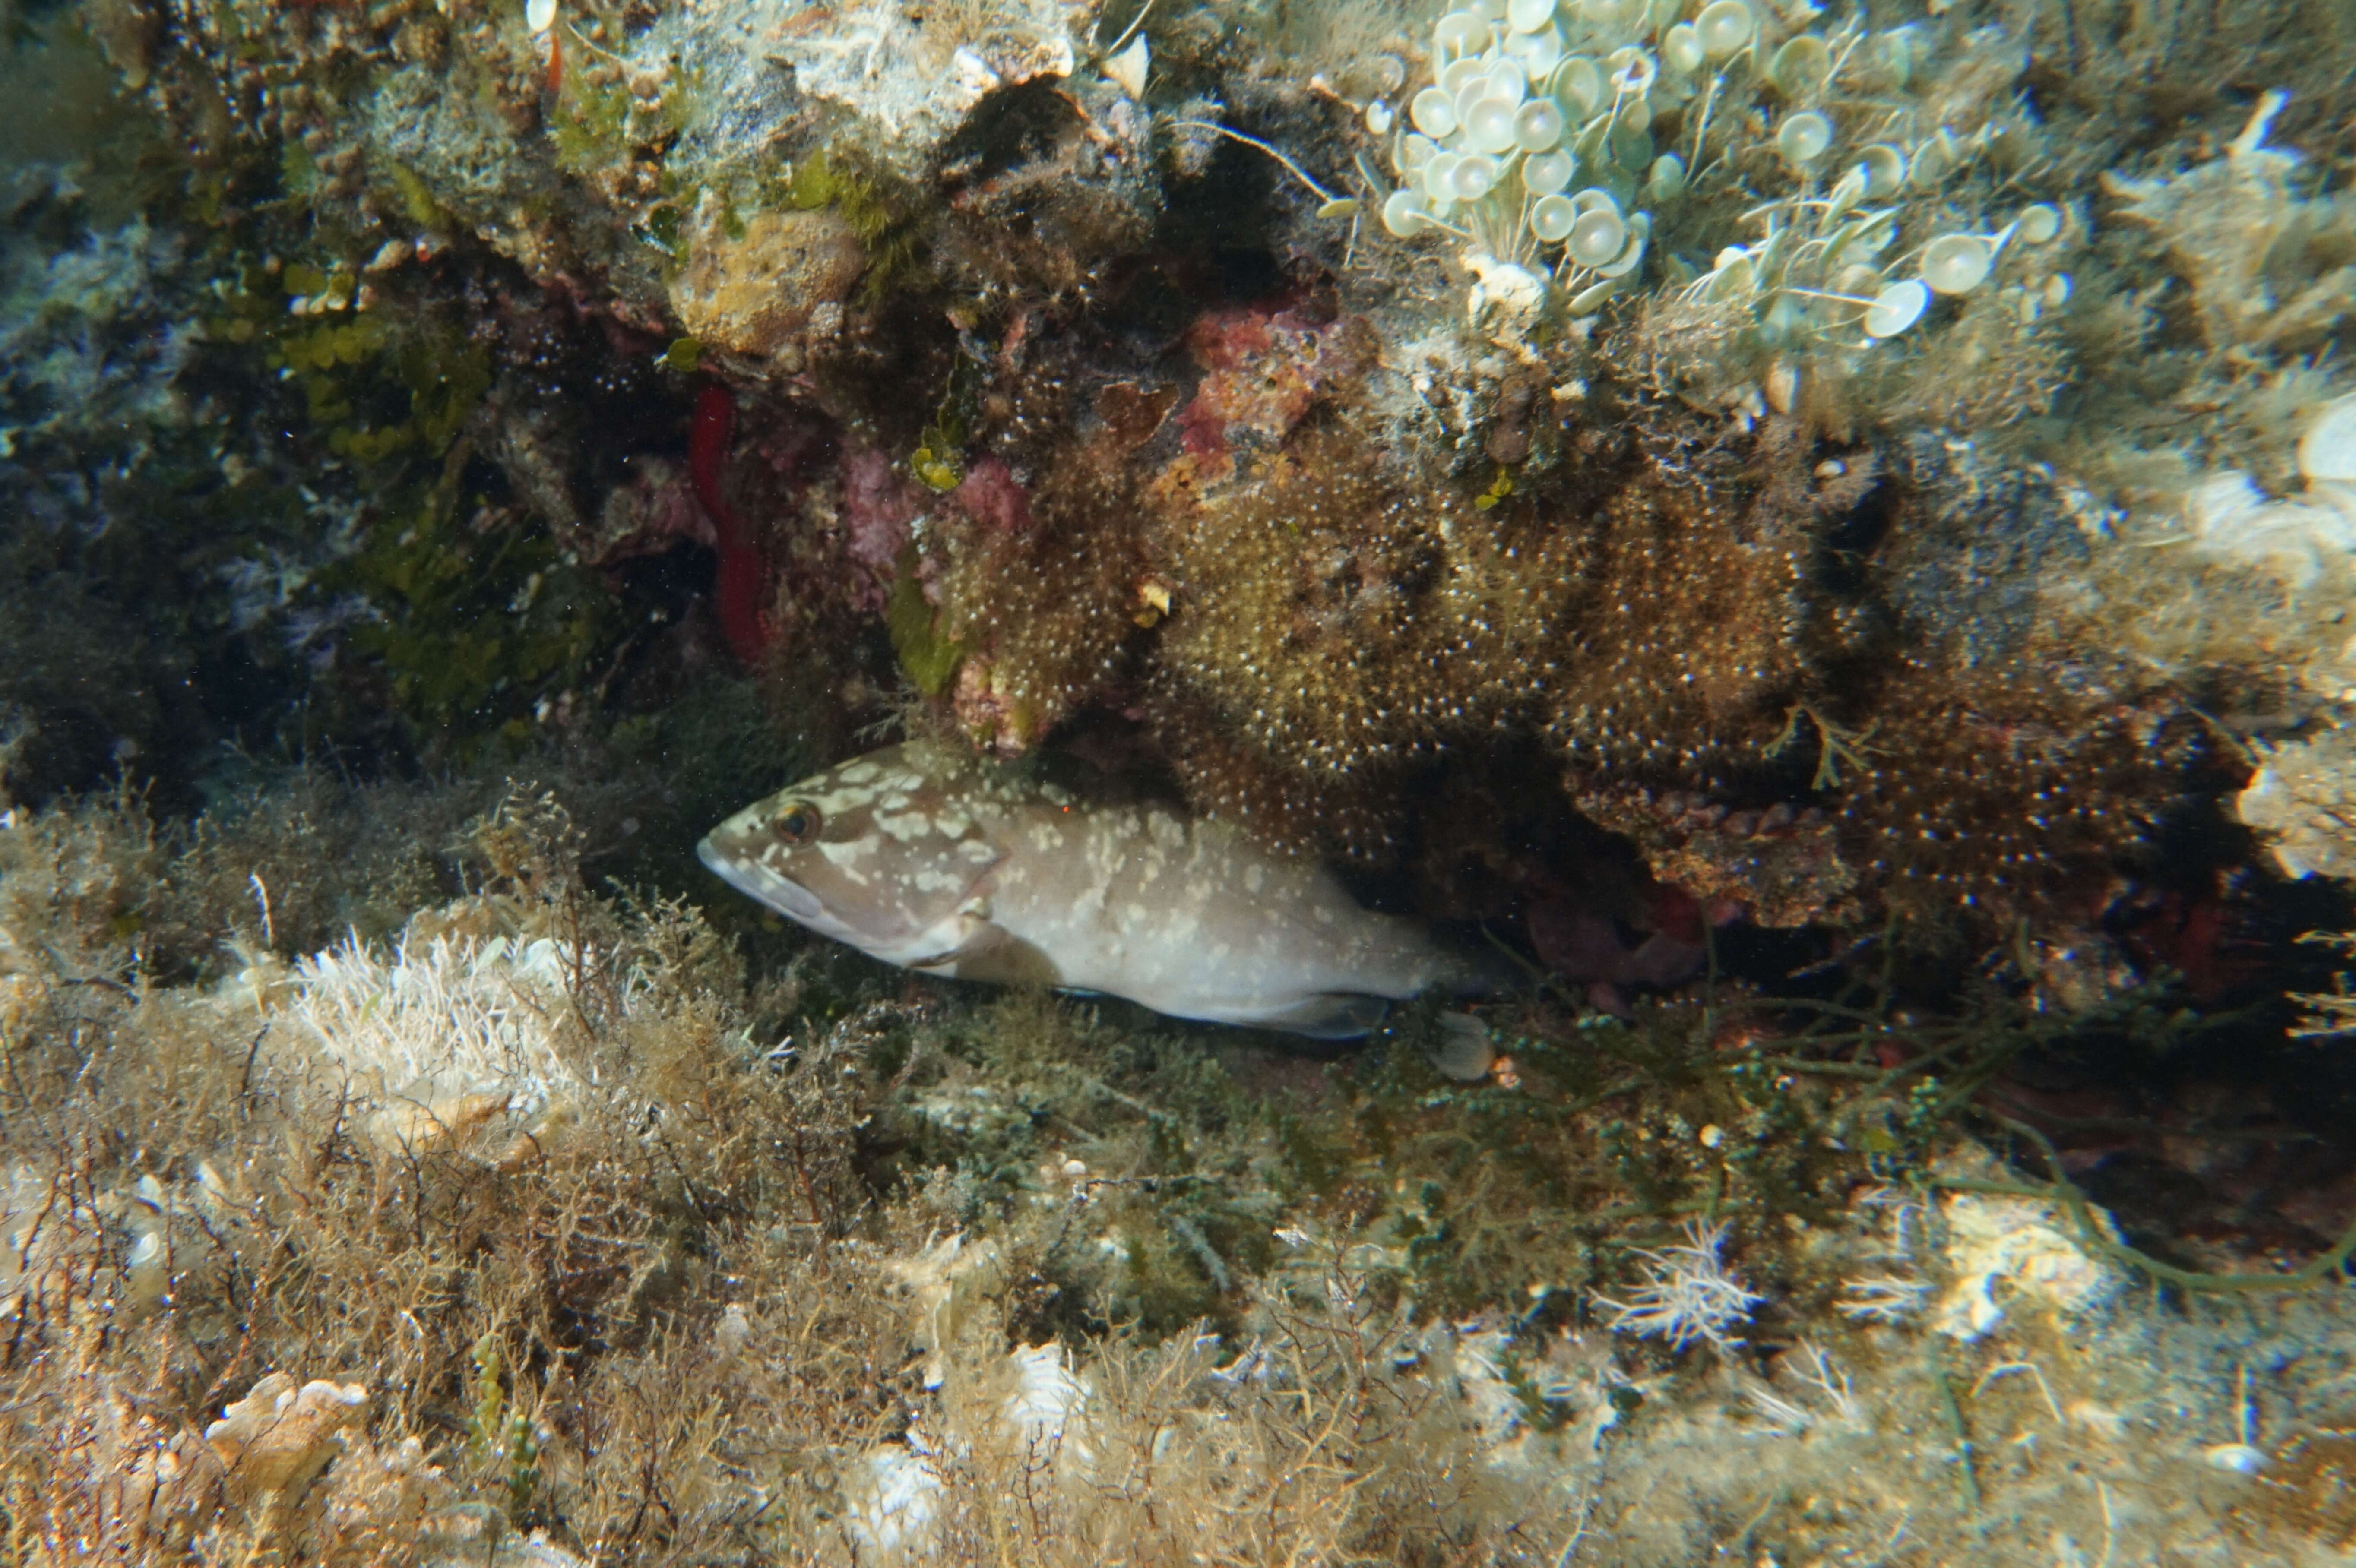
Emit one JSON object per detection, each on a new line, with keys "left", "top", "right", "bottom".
{"left": 909, "top": 916, "right": 1064, "bottom": 988}
{"left": 902, "top": 905, "right": 1009, "bottom": 971}
{"left": 947, "top": 925, "right": 1064, "bottom": 987}
{"left": 1257, "top": 993, "right": 1393, "bottom": 1040}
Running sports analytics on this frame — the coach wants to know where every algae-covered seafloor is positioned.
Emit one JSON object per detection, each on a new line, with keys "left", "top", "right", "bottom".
{"left": 6, "top": 0, "right": 2356, "bottom": 1559}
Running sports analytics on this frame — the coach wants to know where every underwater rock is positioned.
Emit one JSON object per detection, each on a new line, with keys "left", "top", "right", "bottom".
{"left": 577, "top": 455, "right": 709, "bottom": 568}
{"left": 668, "top": 205, "right": 865, "bottom": 367}
{"left": 2180, "top": 469, "right": 2356, "bottom": 588}
{"left": 2237, "top": 727, "right": 2356, "bottom": 880}
{"left": 1573, "top": 786, "right": 1860, "bottom": 930}
{"left": 205, "top": 1372, "right": 370, "bottom": 1500}
{"left": 1527, "top": 889, "right": 1708, "bottom": 1015}
{"left": 761, "top": 0, "right": 1081, "bottom": 185}
{"left": 1932, "top": 1189, "right": 2121, "bottom": 1342}
{"left": 842, "top": 1441, "right": 947, "bottom": 1559}
{"left": 2172, "top": 391, "right": 2356, "bottom": 588}
{"left": 2106, "top": 91, "right": 2356, "bottom": 356}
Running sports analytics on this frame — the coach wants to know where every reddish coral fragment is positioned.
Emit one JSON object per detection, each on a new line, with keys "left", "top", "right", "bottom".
{"left": 1176, "top": 405, "right": 1230, "bottom": 460}
{"left": 1183, "top": 306, "right": 1275, "bottom": 373}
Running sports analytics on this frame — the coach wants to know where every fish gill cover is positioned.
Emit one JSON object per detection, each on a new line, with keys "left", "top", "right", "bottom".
{"left": 4, "top": 0, "right": 2356, "bottom": 1560}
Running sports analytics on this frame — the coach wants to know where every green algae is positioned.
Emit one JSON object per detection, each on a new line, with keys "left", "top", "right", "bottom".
{"left": 549, "top": 59, "right": 640, "bottom": 180}
{"left": 386, "top": 161, "right": 457, "bottom": 235}
{"left": 332, "top": 487, "right": 608, "bottom": 752}
{"left": 207, "top": 257, "right": 614, "bottom": 754}
{"left": 779, "top": 146, "right": 923, "bottom": 307}
{"left": 909, "top": 353, "right": 983, "bottom": 493}
{"left": 886, "top": 544, "right": 966, "bottom": 696}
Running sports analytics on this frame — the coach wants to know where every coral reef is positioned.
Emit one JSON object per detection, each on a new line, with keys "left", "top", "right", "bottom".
{"left": 50, "top": 0, "right": 2356, "bottom": 945}
{"left": 15, "top": 0, "right": 2356, "bottom": 1553}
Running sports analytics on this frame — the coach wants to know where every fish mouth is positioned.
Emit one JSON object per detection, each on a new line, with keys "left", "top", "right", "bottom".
{"left": 697, "top": 834, "right": 827, "bottom": 925}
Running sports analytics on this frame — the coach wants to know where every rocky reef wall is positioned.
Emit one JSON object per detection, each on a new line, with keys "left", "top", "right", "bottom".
{"left": 26, "top": 0, "right": 2356, "bottom": 947}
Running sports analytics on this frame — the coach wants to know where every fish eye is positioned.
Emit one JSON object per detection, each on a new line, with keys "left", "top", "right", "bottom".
{"left": 772, "top": 803, "right": 823, "bottom": 844}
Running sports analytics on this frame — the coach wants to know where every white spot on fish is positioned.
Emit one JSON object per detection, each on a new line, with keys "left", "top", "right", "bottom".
{"left": 839, "top": 762, "right": 880, "bottom": 783}
{"left": 878, "top": 811, "right": 932, "bottom": 841}
{"left": 820, "top": 834, "right": 880, "bottom": 876}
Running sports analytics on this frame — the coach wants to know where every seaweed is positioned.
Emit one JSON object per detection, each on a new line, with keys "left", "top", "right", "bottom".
{"left": 779, "top": 146, "right": 925, "bottom": 309}
{"left": 885, "top": 544, "right": 966, "bottom": 696}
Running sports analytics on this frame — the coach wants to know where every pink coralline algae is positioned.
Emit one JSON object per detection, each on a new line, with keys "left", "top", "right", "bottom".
{"left": 840, "top": 447, "right": 923, "bottom": 597}
{"left": 1174, "top": 303, "right": 1377, "bottom": 476}
{"left": 951, "top": 455, "right": 1033, "bottom": 534}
